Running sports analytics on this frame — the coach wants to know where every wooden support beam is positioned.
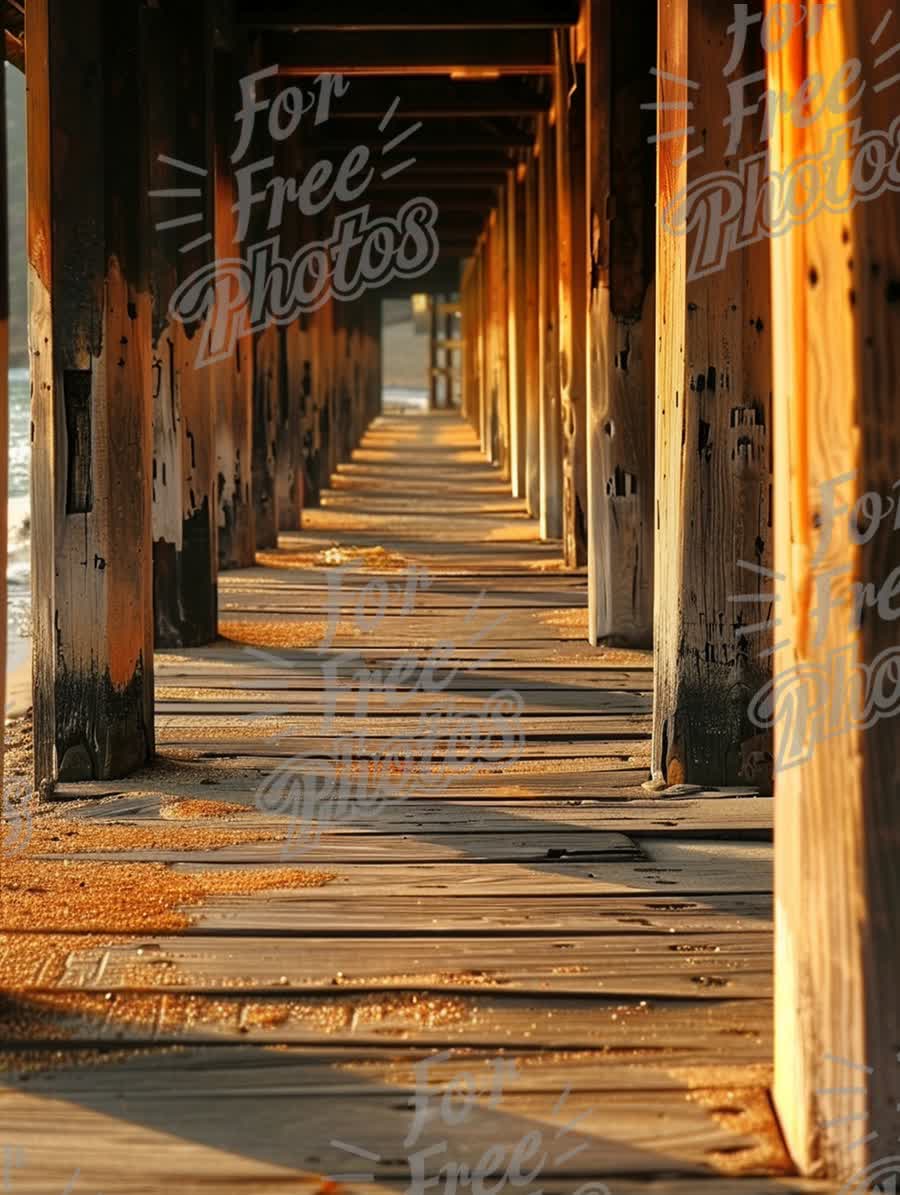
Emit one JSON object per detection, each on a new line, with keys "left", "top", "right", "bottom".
{"left": 213, "top": 48, "right": 256, "bottom": 568}
{"left": 585, "top": 0, "right": 655, "bottom": 646}
{"left": 556, "top": 44, "right": 588, "bottom": 567}
{"left": 0, "top": 36, "right": 8, "bottom": 798}
{"left": 428, "top": 295, "right": 440, "bottom": 411}
{"left": 767, "top": 0, "right": 900, "bottom": 1180}
{"left": 238, "top": 1, "right": 580, "bottom": 29}
{"left": 507, "top": 172, "right": 527, "bottom": 498}
{"left": 538, "top": 114, "right": 562, "bottom": 540}
{"left": 487, "top": 206, "right": 511, "bottom": 475}
{"left": 272, "top": 30, "right": 555, "bottom": 76}
{"left": 315, "top": 78, "right": 547, "bottom": 118}
{"left": 27, "top": 0, "right": 155, "bottom": 784}
{"left": 251, "top": 325, "right": 280, "bottom": 549}
{"left": 313, "top": 123, "right": 534, "bottom": 151}
{"left": 653, "top": 0, "right": 772, "bottom": 787}
{"left": 476, "top": 240, "right": 489, "bottom": 453}
{"left": 146, "top": 0, "right": 218, "bottom": 649}
{"left": 523, "top": 153, "right": 542, "bottom": 518}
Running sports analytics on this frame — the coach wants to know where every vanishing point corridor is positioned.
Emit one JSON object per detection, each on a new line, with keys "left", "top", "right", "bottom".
{"left": 1, "top": 411, "right": 796, "bottom": 1191}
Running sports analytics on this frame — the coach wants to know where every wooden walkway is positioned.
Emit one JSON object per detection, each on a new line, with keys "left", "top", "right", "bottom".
{"left": 1, "top": 412, "right": 832, "bottom": 1192}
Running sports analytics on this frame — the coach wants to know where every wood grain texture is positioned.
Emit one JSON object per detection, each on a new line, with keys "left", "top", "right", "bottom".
{"left": 652, "top": 0, "right": 773, "bottom": 789}
{"left": 586, "top": 0, "right": 656, "bottom": 647}
{"left": 767, "top": 0, "right": 900, "bottom": 1179}
{"left": 27, "top": 0, "right": 155, "bottom": 784}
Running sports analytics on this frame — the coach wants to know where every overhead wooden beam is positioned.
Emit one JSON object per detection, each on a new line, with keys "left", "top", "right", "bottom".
{"left": 653, "top": 0, "right": 772, "bottom": 787}
{"left": 318, "top": 78, "right": 547, "bottom": 118}
{"left": 238, "top": 0, "right": 580, "bottom": 29}
{"left": 146, "top": 0, "right": 218, "bottom": 649}
{"left": 313, "top": 123, "right": 534, "bottom": 151}
{"left": 27, "top": 0, "right": 155, "bottom": 784}
{"left": 768, "top": 0, "right": 900, "bottom": 1181}
{"left": 585, "top": 0, "right": 655, "bottom": 646}
{"left": 272, "top": 30, "right": 555, "bottom": 76}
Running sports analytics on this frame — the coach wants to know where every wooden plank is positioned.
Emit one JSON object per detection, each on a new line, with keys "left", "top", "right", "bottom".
{"left": 64, "top": 794, "right": 770, "bottom": 838}
{"left": 26, "top": 0, "right": 155, "bottom": 784}
{"left": 271, "top": 30, "right": 556, "bottom": 76}
{"left": 0, "top": 1083, "right": 782, "bottom": 1187}
{"left": 585, "top": 0, "right": 655, "bottom": 647}
{"left": 188, "top": 891, "right": 773, "bottom": 936}
{"left": 767, "top": 0, "right": 900, "bottom": 1179}
{"left": 653, "top": 0, "right": 773, "bottom": 787}
{"left": 52, "top": 930, "right": 772, "bottom": 999}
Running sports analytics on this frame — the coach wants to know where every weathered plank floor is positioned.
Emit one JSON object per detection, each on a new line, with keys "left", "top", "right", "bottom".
{"left": 1, "top": 412, "right": 834, "bottom": 1193}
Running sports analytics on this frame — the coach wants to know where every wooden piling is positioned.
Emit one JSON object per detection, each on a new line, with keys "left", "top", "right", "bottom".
{"left": 538, "top": 113, "right": 562, "bottom": 540}
{"left": 585, "top": 0, "right": 655, "bottom": 646}
{"left": 507, "top": 170, "right": 527, "bottom": 499}
{"left": 556, "top": 40, "right": 588, "bottom": 567}
{"left": 146, "top": 0, "right": 218, "bottom": 648}
{"left": 0, "top": 37, "right": 8, "bottom": 786}
{"left": 652, "top": 0, "right": 773, "bottom": 787}
{"left": 767, "top": 0, "right": 900, "bottom": 1178}
{"left": 523, "top": 151, "right": 542, "bottom": 519}
{"left": 213, "top": 46, "right": 256, "bottom": 569}
{"left": 27, "top": 0, "right": 155, "bottom": 783}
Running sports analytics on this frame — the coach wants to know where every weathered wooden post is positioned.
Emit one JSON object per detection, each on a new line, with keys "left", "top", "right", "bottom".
{"left": 0, "top": 39, "right": 8, "bottom": 785}
{"left": 652, "top": 0, "right": 773, "bottom": 787}
{"left": 476, "top": 237, "right": 489, "bottom": 454}
{"left": 213, "top": 43, "right": 255, "bottom": 569}
{"left": 765, "top": 0, "right": 900, "bottom": 1179}
{"left": 523, "top": 150, "right": 542, "bottom": 519}
{"left": 585, "top": 0, "right": 655, "bottom": 646}
{"left": 146, "top": 0, "right": 218, "bottom": 648}
{"left": 252, "top": 324, "right": 280, "bottom": 548}
{"left": 556, "top": 39, "right": 588, "bottom": 566}
{"left": 507, "top": 169, "right": 527, "bottom": 498}
{"left": 428, "top": 294, "right": 439, "bottom": 411}
{"left": 538, "top": 113, "right": 563, "bottom": 540}
{"left": 27, "top": 0, "right": 155, "bottom": 783}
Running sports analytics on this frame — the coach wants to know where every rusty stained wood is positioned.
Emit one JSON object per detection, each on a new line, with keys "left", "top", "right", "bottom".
{"left": 147, "top": 0, "right": 218, "bottom": 650}
{"left": 585, "top": 0, "right": 655, "bottom": 647}
{"left": 538, "top": 114, "right": 563, "bottom": 540}
{"left": 27, "top": 0, "right": 155, "bottom": 784}
{"left": 652, "top": 0, "right": 773, "bottom": 789}
{"left": 766, "top": 0, "right": 900, "bottom": 1180}
{"left": 556, "top": 41, "right": 588, "bottom": 567}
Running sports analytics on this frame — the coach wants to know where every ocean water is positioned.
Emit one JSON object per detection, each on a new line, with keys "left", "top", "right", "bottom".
{"left": 8, "top": 367, "right": 31, "bottom": 692}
